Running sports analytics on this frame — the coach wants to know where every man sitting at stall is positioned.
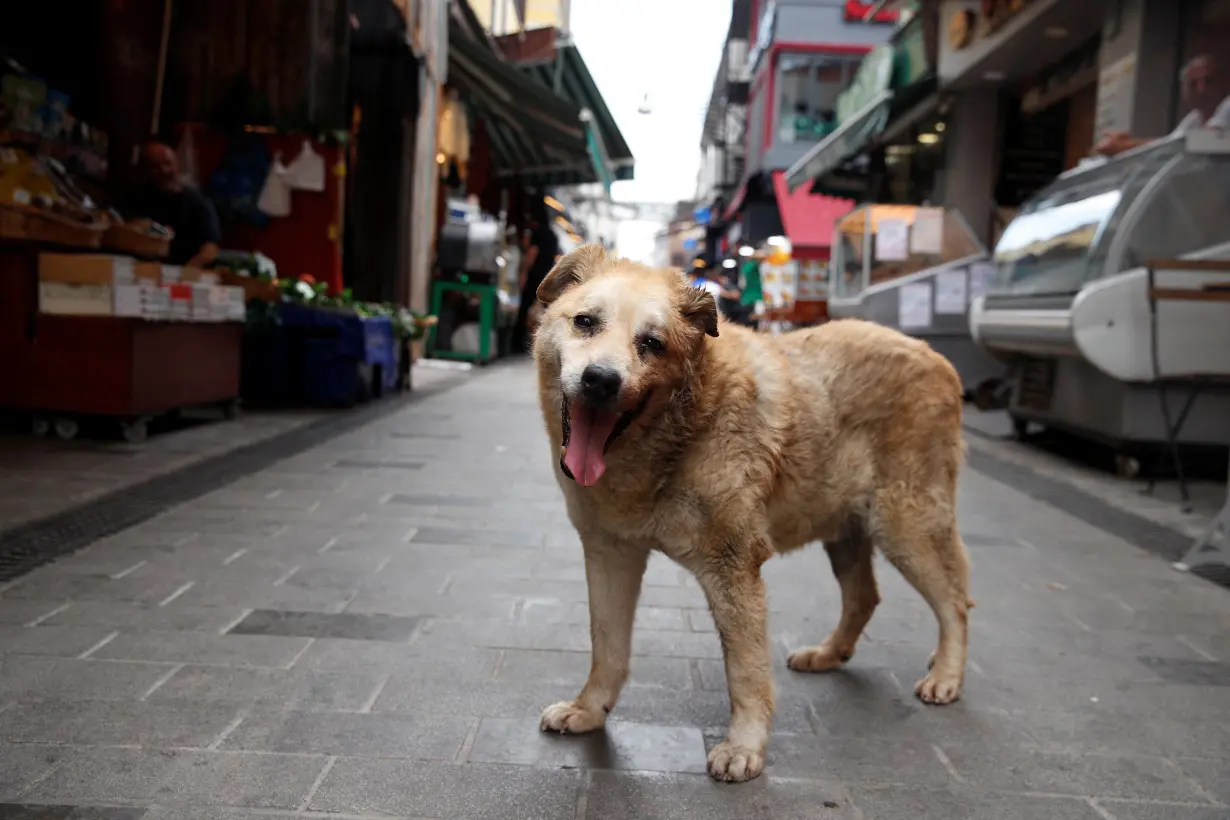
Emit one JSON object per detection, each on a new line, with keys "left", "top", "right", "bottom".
{"left": 1095, "top": 54, "right": 1230, "bottom": 157}
{"left": 125, "top": 142, "right": 221, "bottom": 268}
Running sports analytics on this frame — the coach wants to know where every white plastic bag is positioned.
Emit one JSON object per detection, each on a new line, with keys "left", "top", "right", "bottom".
{"left": 285, "top": 139, "right": 326, "bottom": 192}
{"left": 257, "top": 153, "right": 292, "bottom": 217}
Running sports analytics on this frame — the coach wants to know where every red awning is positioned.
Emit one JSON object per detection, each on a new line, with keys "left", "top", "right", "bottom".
{"left": 771, "top": 170, "right": 853, "bottom": 255}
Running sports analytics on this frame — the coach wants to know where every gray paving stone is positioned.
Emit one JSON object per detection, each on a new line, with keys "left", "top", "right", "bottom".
{"left": 1176, "top": 757, "right": 1230, "bottom": 804}
{"left": 227, "top": 609, "right": 420, "bottom": 642}
{"left": 88, "top": 631, "right": 310, "bottom": 668}
{"left": 0, "top": 625, "right": 119, "bottom": 658}
{"left": 1139, "top": 657, "right": 1230, "bottom": 686}
{"left": 1017, "top": 708, "right": 1230, "bottom": 759}
{"left": 148, "top": 665, "right": 383, "bottom": 711}
{"left": 584, "top": 770, "right": 856, "bottom": 820}
{"left": 221, "top": 707, "right": 470, "bottom": 760}
{"left": 519, "top": 600, "right": 688, "bottom": 631}
{"left": 308, "top": 758, "right": 582, "bottom": 819}
{"left": 749, "top": 733, "right": 954, "bottom": 786}
{"left": 469, "top": 717, "right": 707, "bottom": 773}
{"left": 0, "top": 575, "right": 190, "bottom": 606}
{"left": 0, "top": 743, "right": 70, "bottom": 800}
{"left": 139, "top": 809, "right": 299, "bottom": 820}
{"left": 333, "top": 458, "right": 424, "bottom": 470}
{"left": 39, "top": 602, "right": 248, "bottom": 633}
{"left": 25, "top": 748, "right": 327, "bottom": 810}
{"left": 1099, "top": 802, "right": 1230, "bottom": 820}
{"left": 371, "top": 676, "right": 580, "bottom": 718}
{"left": 939, "top": 744, "right": 1210, "bottom": 801}
{"left": 496, "top": 649, "right": 692, "bottom": 690}
{"left": 295, "top": 638, "right": 499, "bottom": 680}
{"left": 847, "top": 786, "right": 1104, "bottom": 820}
{"left": 170, "top": 580, "right": 356, "bottom": 612}
{"left": 20, "top": 747, "right": 173, "bottom": 805}
{"left": 0, "top": 805, "right": 145, "bottom": 819}
{"left": 0, "top": 700, "right": 243, "bottom": 748}
{"left": 0, "top": 658, "right": 172, "bottom": 702}
{"left": 411, "top": 526, "right": 545, "bottom": 548}
{"left": 0, "top": 600, "right": 70, "bottom": 626}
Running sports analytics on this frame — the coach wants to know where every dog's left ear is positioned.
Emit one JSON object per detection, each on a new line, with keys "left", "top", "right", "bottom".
{"left": 679, "top": 287, "right": 720, "bottom": 338}
{"left": 536, "top": 244, "right": 607, "bottom": 305}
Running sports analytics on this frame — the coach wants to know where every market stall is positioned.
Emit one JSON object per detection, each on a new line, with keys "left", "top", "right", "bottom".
{"left": 0, "top": 66, "right": 249, "bottom": 442}
{"left": 830, "top": 203, "right": 1004, "bottom": 394}
{"left": 968, "top": 131, "right": 1230, "bottom": 465}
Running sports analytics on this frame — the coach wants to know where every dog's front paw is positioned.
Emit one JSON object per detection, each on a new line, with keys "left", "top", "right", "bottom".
{"left": 914, "top": 671, "right": 962, "bottom": 705}
{"left": 539, "top": 701, "right": 606, "bottom": 734}
{"left": 786, "top": 643, "right": 848, "bottom": 673}
{"left": 707, "top": 739, "right": 765, "bottom": 782}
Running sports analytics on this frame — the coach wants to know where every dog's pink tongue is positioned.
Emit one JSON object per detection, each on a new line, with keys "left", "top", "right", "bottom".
{"left": 564, "top": 402, "right": 620, "bottom": 487}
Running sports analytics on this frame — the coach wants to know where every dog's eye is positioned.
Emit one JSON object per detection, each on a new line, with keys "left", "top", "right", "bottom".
{"left": 573, "top": 314, "right": 594, "bottom": 330}
{"left": 641, "top": 336, "right": 665, "bottom": 355}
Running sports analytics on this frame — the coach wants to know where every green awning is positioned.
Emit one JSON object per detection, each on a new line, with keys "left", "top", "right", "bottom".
{"left": 514, "top": 41, "right": 635, "bottom": 190}
{"left": 783, "top": 90, "right": 893, "bottom": 193}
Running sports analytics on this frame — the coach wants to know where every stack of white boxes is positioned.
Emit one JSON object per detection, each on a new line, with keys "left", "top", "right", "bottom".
{"left": 39, "top": 254, "right": 245, "bottom": 322}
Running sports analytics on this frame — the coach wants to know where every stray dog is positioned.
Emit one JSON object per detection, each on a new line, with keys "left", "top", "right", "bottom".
{"left": 532, "top": 245, "right": 971, "bottom": 783}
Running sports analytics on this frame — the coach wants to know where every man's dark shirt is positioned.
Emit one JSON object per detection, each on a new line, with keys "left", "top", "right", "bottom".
{"left": 125, "top": 185, "right": 221, "bottom": 266}
{"left": 525, "top": 225, "right": 561, "bottom": 292}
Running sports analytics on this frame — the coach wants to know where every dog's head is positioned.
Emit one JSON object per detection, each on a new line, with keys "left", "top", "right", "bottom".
{"left": 533, "top": 244, "right": 719, "bottom": 487}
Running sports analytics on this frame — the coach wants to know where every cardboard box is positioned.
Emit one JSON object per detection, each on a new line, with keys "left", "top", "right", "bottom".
{"left": 134, "top": 261, "right": 166, "bottom": 284}
{"left": 159, "top": 264, "right": 219, "bottom": 285}
{"left": 208, "top": 285, "right": 246, "bottom": 322}
{"left": 113, "top": 281, "right": 163, "bottom": 319}
{"left": 39, "top": 282, "right": 113, "bottom": 315}
{"left": 39, "top": 253, "right": 135, "bottom": 286}
{"left": 163, "top": 283, "right": 193, "bottom": 321}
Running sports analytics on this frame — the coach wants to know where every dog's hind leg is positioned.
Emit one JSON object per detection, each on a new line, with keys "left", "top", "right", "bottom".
{"left": 787, "top": 536, "right": 879, "bottom": 673}
{"left": 875, "top": 499, "right": 970, "bottom": 705}
{"left": 540, "top": 536, "right": 647, "bottom": 734}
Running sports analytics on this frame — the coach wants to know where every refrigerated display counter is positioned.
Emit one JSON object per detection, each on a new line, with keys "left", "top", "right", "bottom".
{"left": 968, "top": 131, "right": 1230, "bottom": 458}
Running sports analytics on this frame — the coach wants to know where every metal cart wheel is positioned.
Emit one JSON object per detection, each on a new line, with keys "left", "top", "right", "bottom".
{"left": 121, "top": 418, "right": 149, "bottom": 444}
{"left": 1115, "top": 453, "right": 1141, "bottom": 479}
{"left": 53, "top": 417, "right": 79, "bottom": 441}
{"left": 31, "top": 416, "right": 51, "bottom": 437}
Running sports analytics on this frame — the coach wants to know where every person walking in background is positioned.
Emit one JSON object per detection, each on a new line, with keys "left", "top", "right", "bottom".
{"left": 512, "top": 198, "right": 561, "bottom": 353}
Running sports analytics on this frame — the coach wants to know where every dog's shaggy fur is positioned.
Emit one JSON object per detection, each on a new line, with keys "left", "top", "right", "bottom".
{"left": 532, "top": 245, "right": 971, "bottom": 782}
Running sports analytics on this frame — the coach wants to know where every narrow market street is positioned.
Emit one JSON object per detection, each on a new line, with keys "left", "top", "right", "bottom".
{"left": 0, "top": 361, "right": 1226, "bottom": 819}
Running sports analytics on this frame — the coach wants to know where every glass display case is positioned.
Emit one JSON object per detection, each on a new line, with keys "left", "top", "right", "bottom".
{"left": 827, "top": 203, "right": 999, "bottom": 394}
{"left": 988, "top": 134, "right": 1230, "bottom": 298}
{"left": 831, "top": 204, "right": 984, "bottom": 300}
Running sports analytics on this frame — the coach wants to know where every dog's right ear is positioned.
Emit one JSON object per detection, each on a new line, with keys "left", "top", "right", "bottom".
{"left": 536, "top": 244, "right": 607, "bottom": 305}
{"left": 679, "top": 286, "right": 720, "bottom": 338}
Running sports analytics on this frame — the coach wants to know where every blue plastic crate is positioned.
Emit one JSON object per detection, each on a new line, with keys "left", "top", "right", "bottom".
{"left": 299, "top": 340, "right": 362, "bottom": 408}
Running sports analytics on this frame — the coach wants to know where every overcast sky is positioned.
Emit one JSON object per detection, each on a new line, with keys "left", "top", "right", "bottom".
{"left": 570, "top": 0, "right": 731, "bottom": 205}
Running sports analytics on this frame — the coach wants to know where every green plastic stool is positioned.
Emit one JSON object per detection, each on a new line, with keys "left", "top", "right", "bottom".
{"left": 427, "top": 280, "right": 500, "bottom": 364}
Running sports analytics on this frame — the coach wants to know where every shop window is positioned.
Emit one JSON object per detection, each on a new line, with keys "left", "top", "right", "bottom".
{"left": 776, "top": 53, "right": 860, "bottom": 144}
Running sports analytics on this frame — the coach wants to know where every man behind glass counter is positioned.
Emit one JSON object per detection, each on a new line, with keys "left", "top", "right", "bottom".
{"left": 1096, "top": 54, "right": 1230, "bottom": 157}
{"left": 125, "top": 142, "right": 221, "bottom": 268}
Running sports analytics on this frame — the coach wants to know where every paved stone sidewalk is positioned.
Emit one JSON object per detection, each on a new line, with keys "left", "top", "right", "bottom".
{"left": 0, "top": 361, "right": 1228, "bottom": 819}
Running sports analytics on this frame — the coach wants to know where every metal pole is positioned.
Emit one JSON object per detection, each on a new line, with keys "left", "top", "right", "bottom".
{"left": 150, "top": 0, "right": 173, "bottom": 136}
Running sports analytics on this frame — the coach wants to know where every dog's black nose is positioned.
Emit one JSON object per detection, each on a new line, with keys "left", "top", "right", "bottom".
{"left": 581, "top": 364, "right": 622, "bottom": 404}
